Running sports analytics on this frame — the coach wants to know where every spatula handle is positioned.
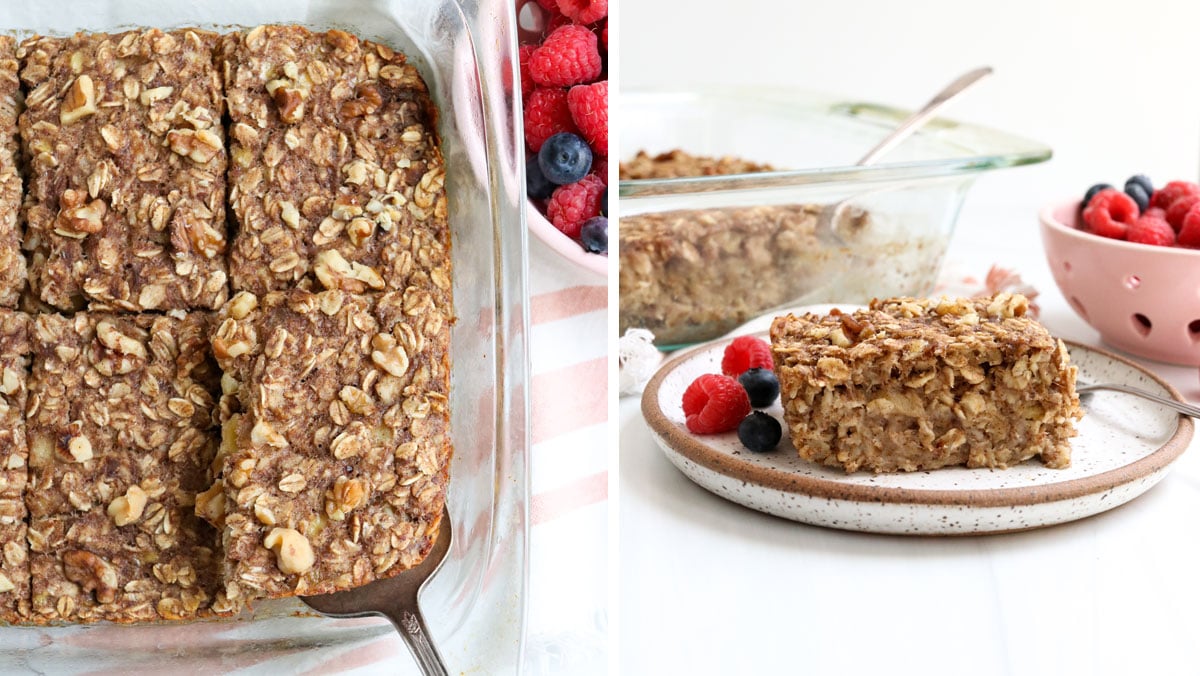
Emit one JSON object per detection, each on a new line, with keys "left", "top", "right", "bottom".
{"left": 383, "top": 606, "right": 449, "bottom": 676}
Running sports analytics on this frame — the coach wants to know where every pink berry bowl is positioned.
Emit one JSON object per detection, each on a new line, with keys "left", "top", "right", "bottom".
{"left": 1040, "top": 200, "right": 1200, "bottom": 365}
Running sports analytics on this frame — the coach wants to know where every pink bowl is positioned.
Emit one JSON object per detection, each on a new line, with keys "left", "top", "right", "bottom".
{"left": 1040, "top": 200, "right": 1200, "bottom": 365}
{"left": 527, "top": 202, "right": 608, "bottom": 278}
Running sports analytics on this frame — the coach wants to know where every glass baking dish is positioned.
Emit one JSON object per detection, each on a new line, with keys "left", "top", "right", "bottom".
{"left": 0, "top": 0, "right": 530, "bottom": 673}
{"left": 618, "top": 88, "right": 1052, "bottom": 348}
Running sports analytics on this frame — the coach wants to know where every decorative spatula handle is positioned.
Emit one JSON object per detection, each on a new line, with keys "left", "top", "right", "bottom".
{"left": 382, "top": 605, "right": 449, "bottom": 676}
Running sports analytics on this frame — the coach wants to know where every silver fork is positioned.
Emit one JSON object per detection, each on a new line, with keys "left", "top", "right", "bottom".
{"left": 1076, "top": 381, "right": 1200, "bottom": 418}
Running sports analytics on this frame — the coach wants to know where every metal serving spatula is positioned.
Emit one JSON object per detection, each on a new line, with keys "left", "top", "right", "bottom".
{"left": 302, "top": 508, "right": 453, "bottom": 676}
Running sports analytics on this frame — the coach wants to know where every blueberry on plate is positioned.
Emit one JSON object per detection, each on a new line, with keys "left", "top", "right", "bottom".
{"left": 526, "top": 156, "right": 556, "bottom": 200}
{"left": 1125, "top": 182, "right": 1150, "bottom": 214}
{"left": 1082, "top": 183, "right": 1113, "bottom": 210}
{"left": 738, "top": 367, "right": 779, "bottom": 408}
{"left": 580, "top": 216, "right": 608, "bottom": 254}
{"left": 538, "top": 132, "right": 593, "bottom": 185}
{"left": 738, "top": 411, "right": 782, "bottom": 452}
{"left": 1126, "top": 174, "right": 1154, "bottom": 198}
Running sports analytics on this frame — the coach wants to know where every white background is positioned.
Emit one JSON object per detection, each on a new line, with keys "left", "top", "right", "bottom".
{"left": 619, "top": 2, "right": 1200, "bottom": 675}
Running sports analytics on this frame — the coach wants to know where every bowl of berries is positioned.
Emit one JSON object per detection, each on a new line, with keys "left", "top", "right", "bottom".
{"left": 517, "top": 0, "right": 608, "bottom": 276}
{"left": 1040, "top": 175, "right": 1200, "bottom": 365}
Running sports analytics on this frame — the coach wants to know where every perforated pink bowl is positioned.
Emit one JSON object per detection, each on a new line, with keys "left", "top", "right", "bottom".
{"left": 1040, "top": 200, "right": 1200, "bottom": 365}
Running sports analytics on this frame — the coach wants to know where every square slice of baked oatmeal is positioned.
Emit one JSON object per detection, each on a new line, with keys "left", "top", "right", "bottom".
{"left": 771, "top": 294, "right": 1082, "bottom": 473}
{"left": 25, "top": 312, "right": 233, "bottom": 622}
{"left": 18, "top": 29, "right": 229, "bottom": 312}
{"left": 222, "top": 25, "right": 448, "bottom": 298}
{"left": 204, "top": 288, "right": 450, "bottom": 601}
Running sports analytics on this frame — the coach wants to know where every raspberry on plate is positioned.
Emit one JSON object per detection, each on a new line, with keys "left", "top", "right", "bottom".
{"left": 682, "top": 374, "right": 751, "bottom": 435}
{"left": 529, "top": 25, "right": 602, "bottom": 88}
{"left": 524, "top": 88, "right": 578, "bottom": 153}
{"left": 1128, "top": 210, "right": 1176, "bottom": 247}
{"left": 546, "top": 174, "right": 605, "bottom": 238}
{"left": 568, "top": 80, "right": 608, "bottom": 157}
{"left": 1081, "top": 188, "right": 1137, "bottom": 240}
{"left": 721, "top": 335, "right": 773, "bottom": 378}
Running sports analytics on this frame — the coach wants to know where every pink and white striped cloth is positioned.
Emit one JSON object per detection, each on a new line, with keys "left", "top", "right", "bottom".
{"left": 522, "top": 237, "right": 609, "bottom": 675}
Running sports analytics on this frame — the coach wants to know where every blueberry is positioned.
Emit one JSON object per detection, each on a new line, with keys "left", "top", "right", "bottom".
{"left": 538, "top": 132, "right": 593, "bottom": 185}
{"left": 738, "top": 367, "right": 779, "bottom": 408}
{"left": 1125, "top": 182, "right": 1150, "bottom": 214}
{"left": 737, "top": 412, "right": 782, "bottom": 452}
{"left": 1126, "top": 174, "right": 1154, "bottom": 197}
{"left": 1082, "top": 183, "right": 1113, "bottom": 209}
{"left": 580, "top": 216, "right": 607, "bottom": 254}
{"left": 526, "top": 156, "right": 556, "bottom": 200}
{"left": 600, "top": 187, "right": 608, "bottom": 217}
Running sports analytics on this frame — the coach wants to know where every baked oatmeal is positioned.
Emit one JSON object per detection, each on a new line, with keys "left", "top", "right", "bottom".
{"left": 204, "top": 288, "right": 450, "bottom": 601}
{"left": 770, "top": 294, "right": 1081, "bottom": 473}
{"left": 619, "top": 149, "right": 774, "bottom": 179}
{"left": 222, "top": 25, "right": 448, "bottom": 296}
{"left": 619, "top": 150, "right": 948, "bottom": 345}
{"left": 0, "top": 311, "right": 30, "bottom": 622}
{"left": 0, "top": 39, "right": 25, "bottom": 309}
{"left": 18, "top": 29, "right": 229, "bottom": 312}
{"left": 25, "top": 312, "right": 231, "bottom": 622}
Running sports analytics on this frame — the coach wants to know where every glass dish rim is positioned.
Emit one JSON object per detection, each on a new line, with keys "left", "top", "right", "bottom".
{"left": 618, "top": 87, "right": 1053, "bottom": 199}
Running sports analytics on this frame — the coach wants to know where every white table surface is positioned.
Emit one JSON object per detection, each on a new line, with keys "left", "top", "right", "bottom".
{"left": 618, "top": 195, "right": 1200, "bottom": 676}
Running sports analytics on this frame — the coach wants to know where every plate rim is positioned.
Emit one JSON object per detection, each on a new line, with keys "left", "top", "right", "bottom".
{"left": 641, "top": 334, "right": 1194, "bottom": 508}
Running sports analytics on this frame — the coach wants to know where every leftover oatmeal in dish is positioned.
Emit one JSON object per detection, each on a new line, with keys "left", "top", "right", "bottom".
{"left": 618, "top": 150, "right": 948, "bottom": 346}
{"left": 770, "top": 294, "right": 1081, "bottom": 473}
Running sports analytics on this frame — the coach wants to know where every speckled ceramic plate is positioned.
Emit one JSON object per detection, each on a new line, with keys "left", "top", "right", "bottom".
{"left": 641, "top": 329, "right": 1194, "bottom": 535}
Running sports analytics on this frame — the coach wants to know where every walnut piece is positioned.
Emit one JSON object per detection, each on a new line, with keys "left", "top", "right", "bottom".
{"left": 62, "top": 550, "right": 118, "bottom": 604}
{"left": 107, "top": 485, "right": 148, "bottom": 527}
{"left": 325, "top": 476, "right": 367, "bottom": 521}
{"left": 166, "top": 128, "right": 223, "bottom": 164}
{"left": 54, "top": 189, "right": 107, "bottom": 237}
{"left": 60, "top": 74, "right": 98, "bottom": 124}
{"left": 263, "top": 528, "right": 315, "bottom": 575}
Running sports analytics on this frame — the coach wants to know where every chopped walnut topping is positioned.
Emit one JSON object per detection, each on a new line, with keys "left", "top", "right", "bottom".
{"left": 62, "top": 550, "right": 118, "bottom": 604}
{"left": 263, "top": 528, "right": 314, "bottom": 574}
{"left": 107, "top": 485, "right": 148, "bottom": 526}
{"left": 59, "top": 75, "right": 97, "bottom": 124}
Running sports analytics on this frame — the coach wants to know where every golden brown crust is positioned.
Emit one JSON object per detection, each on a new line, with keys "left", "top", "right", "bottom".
{"left": 207, "top": 288, "right": 450, "bottom": 602}
{"left": 25, "top": 312, "right": 233, "bottom": 622}
{"left": 771, "top": 294, "right": 1082, "bottom": 473}
{"left": 18, "top": 29, "right": 229, "bottom": 312}
{"left": 222, "top": 25, "right": 448, "bottom": 297}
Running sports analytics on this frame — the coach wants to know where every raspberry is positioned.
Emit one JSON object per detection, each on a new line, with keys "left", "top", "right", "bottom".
{"left": 533, "top": 0, "right": 558, "bottom": 11}
{"left": 1081, "top": 188, "right": 1136, "bottom": 240}
{"left": 1166, "top": 195, "right": 1200, "bottom": 231}
{"left": 681, "top": 374, "right": 751, "bottom": 435}
{"left": 1179, "top": 203, "right": 1200, "bottom": 247}
{"left": 524, "top": 88, "right": 577, "bottom": 153}
{"left": 529, "top": 25, "right": 602, "bottom": 88}
{"left": 557, "top": 0, "right": 608, "bottom": 24}
{"left": 546, "top": 174, "right": 604, "bottom": 238}
{"left": 721, "top": 335, "right": 773, "bottom": 378}
{"left": 567, "top": 80, "right": 607, "bottom": 157}
{"left": 601, "top": 22, "right": 607, "bottom": 51}
{"left": 591, "top": 157, "right": 608, "bottom": 185}
{"left": 518, "top": 45, "right": 536, "bottom": 100}
{"left": 1128, "top": 211, "right": 1176, "bottom": 247}
{"left": 1150, "top": 180, "right": 1200, "bottom": 210}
